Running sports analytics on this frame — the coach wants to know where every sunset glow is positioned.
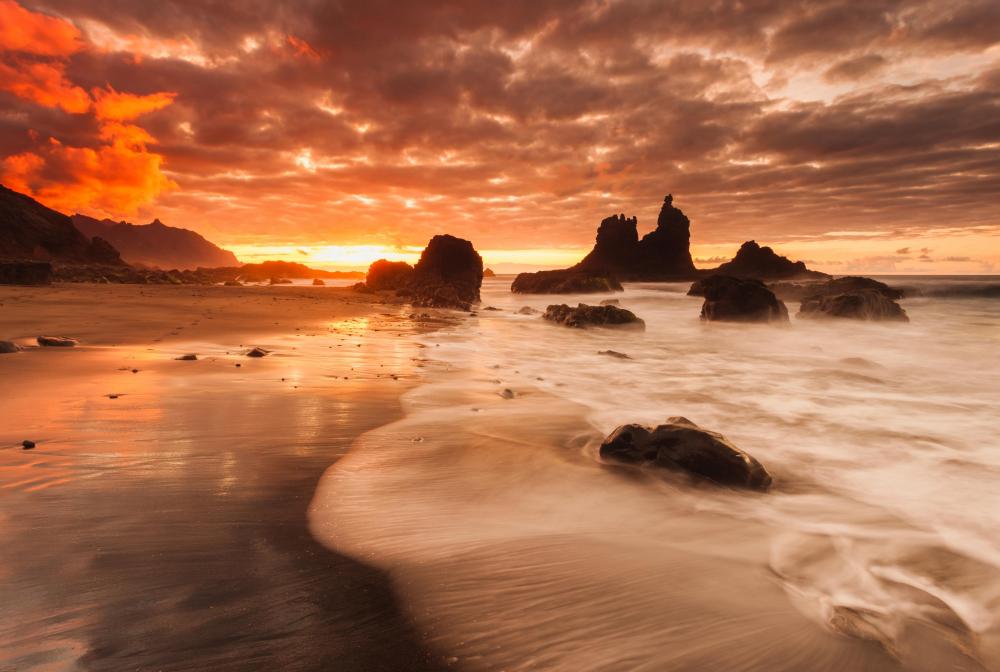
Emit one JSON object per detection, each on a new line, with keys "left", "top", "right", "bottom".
{"left": 1, "top": 0, "right": 998, "bottom": 272}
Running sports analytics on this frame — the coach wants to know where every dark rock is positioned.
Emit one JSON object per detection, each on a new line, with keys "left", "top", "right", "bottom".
{"left": 516, "top": 306, "right": 540, "bottom": 315}
{"left": 22, "top": 440, "right": 35, "bottom": 450}
{"left": 176, "top": 354, "right": 198, "bottom": 361}
{"left": 246, "top": 347, "right": 269, "bottom": 357}
{"left": 404, "top": 235, "right": 483, "bottom": 310}
{"left": 0, "top": 340, "right": 21, "bottom": 353}
{"left": 269, "top": 277, "right": 292, "bottom": 285}
{"left": 365, "top": 260, "right": 414, "bottom": 290}
{"left": 543, "top": 303, "right": 645, "bottom": 329}
{"left": 798, "top": 290, "right": 909, "bottom": 322}
{"left": 223, "top": 280, "right": 242, "bottom": 286}
{"left": 770, "top": 276, "right": 904, "bottom": 303}
{"left": 500, "top": 388, "right": 515, "bottom": 399}
{"left": 483, "top": 268, "right": 496, "bottom": 278}
{"left": 600, "top": 299, "right": 620, "bottom": 305}
{"left": 311, "top": 278, "right": 325, "bottom": 286}
{"left": 0, "top": 260, "right": 53, "bottom": 285}
{"left": 511, "top": 269, "right": 623, "bottom": 294}
{"left": 599, "top": 417, "right": 772, "bottom": 491}
{"left": 572, "top": 194, "right": 698, "bottom": 281}
{"left": 37, "top": 335, "right": 78, "bottom": 347}
{"left": 598, "top": 350, "right": 632, "bottom": 359}
{"left": 697, "top": 275, "right": 789, "bottom": 322}
{"left": 710, "top": 240, "right": 827, "bottom": 281}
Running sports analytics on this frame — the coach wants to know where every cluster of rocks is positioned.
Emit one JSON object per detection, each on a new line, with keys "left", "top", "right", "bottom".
{"left": 355, "top": 235, "right": 484, "bottom": 310}
{"left": 542, "top": 303, "right": 645, "bottom": 329}
{"left": 689, "top": 274, "right": 908, "bottom": 323}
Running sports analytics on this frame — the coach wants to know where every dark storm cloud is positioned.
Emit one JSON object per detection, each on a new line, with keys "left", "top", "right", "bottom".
{"left": 7, "top": 0, "right": 1000, "bottom": 249}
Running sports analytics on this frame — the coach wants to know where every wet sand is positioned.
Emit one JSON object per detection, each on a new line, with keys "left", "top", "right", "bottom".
{"left": 0, "top": 283, "right": 449, "bottom": 671}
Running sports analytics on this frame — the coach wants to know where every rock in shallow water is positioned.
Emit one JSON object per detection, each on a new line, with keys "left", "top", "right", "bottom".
{"left": 599, "top": 417, "right": 772, "bottom": 491}
{"left": 37, "top": 335, "right": 78, "bottom": 347}
{"left": 798, "top": 289, "right": 909, "bottom": 322}
{"left": 511, "top": 269, "right": 623, "bottom": 294}
{"left": 695, "top": 275, "right": 788, "bottom": 323}
{"left": 0, "top": 340, "right": 21, "bottom": 353}
{"left": 176, "top": 353, "right": 198, "bottom": 361}
{"left": 543, "top": 303, "right": 645, "bottom": 329}
{"left": 246, "top": 347, "right": 269, "bottom": 357}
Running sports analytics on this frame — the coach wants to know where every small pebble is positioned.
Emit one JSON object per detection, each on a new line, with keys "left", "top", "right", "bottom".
{"left": 22, "top": 440, "right": 35, "bottom": 449}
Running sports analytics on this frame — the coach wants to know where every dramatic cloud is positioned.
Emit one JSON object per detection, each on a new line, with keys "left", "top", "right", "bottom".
{"left": 2, "top": 0, "right": 998, "bottom": 270}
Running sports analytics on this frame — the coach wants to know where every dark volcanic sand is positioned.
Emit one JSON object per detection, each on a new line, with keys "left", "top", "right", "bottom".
{"left": 0, "top": 286, "right": 449, "bottom": 671}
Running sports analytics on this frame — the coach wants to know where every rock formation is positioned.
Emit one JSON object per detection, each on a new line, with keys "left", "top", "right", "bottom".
{"left": 799, "top": 290, "right": 909, "bottom": 322}
{"left": 0, "top": 184, "right": 124, "bottom": 265}
{"left": 695, "top": 275, "right": 789, "bottom": 322}
{"left": 769, "top": 276, "right": 903, "bottom": 302}
{"left": 511, "top": 269, "right": 623, "bottom": 294}
{"left": 72, "top": 215, "right": 239, "bottom": 270}
{"left": 599, "top": 417, "right": 772, "bottom": 491}
{"left": 403, "top": 234, "right": 484, "bottom": 310}
{"left": 542, "top": 303, "right": 645, "bottom": 329}
{"left": 572, "top": 194, "right": 698, "bottom": 281}
{"left": 710, "top": 241, "right": 826, "bottom": 281}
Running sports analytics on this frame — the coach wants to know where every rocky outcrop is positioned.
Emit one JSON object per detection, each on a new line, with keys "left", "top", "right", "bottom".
{"left": 710, "top": 241, "right": 826, "bottom": 281}
{"left": 400, "top": 235, "right": 484, "bottom": 310}
{"left": 599, "top": 417, "right": 772, "bottom": 491}
{"left": 799, "top": 290, "right": 909, "bottom": 322}
{"left": 770, "top": 276, "right": 904, "bottom": 303}
{"left": 483, "top": 268, "right": 496, "bottom": 278}
{"left": 73, "top": 215, "right": 239, "bottom": 270}
{"left": 365, "top": 260, "right": 415, "bottom": 290}
{"left": 37, "top": 336, "right": 77, "bottom": 347}
{"left": 0, "top": 261, "right": 53, "bottom": 285}
{"left": 312, "top": 278, "right": 325, "bottom": 286}
{"left": 511, "top": 269, "right": 623, "bottom": 294}
{"left": 696, "top": 275, "right": 789, "bottom": 322}
{"left": 543, "top": 303, "right": 645, "bottom": 329}
{"left": 572, "top": 194, "right": 698, "bottom": 281}
{"left": 0, "top": 184, "right": 125, "bottom": 265}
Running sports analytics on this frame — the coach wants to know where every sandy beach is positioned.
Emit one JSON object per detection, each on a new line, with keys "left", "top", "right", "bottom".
{"left": 0, "top": 283, "right": 450, "bottom": 671}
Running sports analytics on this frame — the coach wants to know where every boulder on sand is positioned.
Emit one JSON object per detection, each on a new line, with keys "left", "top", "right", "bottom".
{"left": 0, "top": 340, "right": 21, "bottom": 353}
{"left": 799, "top": 289, "right": 909, "bottom": 322}
{"left": 599, "top": 417, "right": 772, "bottom": 491}
{"left": 696, "top": 275, "right": 789, "bottom": 323}
{"left": 511, "top": 269, "right": 623, "bottom": 294}
{"left": 404, "top": 234, "right": 484, "bottom": 310}
{"left": 37, "top": 335, "right": 78, "bottom": 347}
{"left": 365, "top": 260, "right": 415, "bottom": 291}
{"left": 543, "top": 303, "right": 645, "bottom": 329}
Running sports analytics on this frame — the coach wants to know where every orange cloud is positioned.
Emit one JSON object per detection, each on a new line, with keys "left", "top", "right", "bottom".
{"left": 0, "top": 0, "right": 82, "bottom": 56}
{"left": 92, "top": 87, "right": 177, "bottom": 121}
{"left": 0, "top": 58, "right": 90, "bottom": 112}
{"left": 287, "top": 34, "right": 320, "bottom": 60}
{"left": 1, "top": 125, "right": 176, "bottom": 215}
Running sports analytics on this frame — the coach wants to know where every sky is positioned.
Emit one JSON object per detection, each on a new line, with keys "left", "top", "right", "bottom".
{"left": 1, "top": 0, "right": 998, "bottom": 273}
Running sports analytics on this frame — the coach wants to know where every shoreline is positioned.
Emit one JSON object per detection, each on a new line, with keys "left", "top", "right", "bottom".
{"left": 0, "top": 283, "right": 454, "bottom": 671}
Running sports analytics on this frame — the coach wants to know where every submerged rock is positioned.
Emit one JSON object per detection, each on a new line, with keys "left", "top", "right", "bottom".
{"left": 511, "top": 269, "right": 623, "bottom": 294}
{"left": 599, "top": 417, "right": 772, "bottom": 491}
{"left": 246, "top": 347, "right": 270, "bottom": 357}
{"left": 517, "top": 306, "right": 540, "bottom": 315}
{"left": 312, "top": 278, "right": 325, "bottom": 286}
{"left": 697, "top": 275, "right": 789, "bottom": 323}
{"left": 223, "top": 280, "right": 242, "bottom": 286}
{"left": 770, "top": 276, "right": 904, "bottom": 303}
{"left": 543, "top": 303, "right": 645, "bottom": 329}
{"left": 598, "top": 350, "right": 632, "bottom": 359}
{"left": 799, "top": 290, "right": 909, "bottom": 322}
{"left": 269, "top": 277, "right": 292, "bottom": 285}
{"left": 0, "top": 340, "right": 21, "bottom": 353}
{"left": 37, "top": 335, "right": 78, "bottom": 347}
{"left": 599, "top": 299, "right": 620, "bottom": 305}
{"left": 176, "top": 353, "right": 198, "bottom": 361}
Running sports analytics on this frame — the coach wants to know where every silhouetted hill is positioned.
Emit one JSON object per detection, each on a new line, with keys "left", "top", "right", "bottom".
{"left": 710, "top": 241, "right": 827, "bottom": 280}
{"left": 0, "top": 184, "right": 123, "bottom": 265}
{"left": 236, "top": 260, "right": 363, "bottom": 281}
{"left": 73, "top": 214, "right": 239, "bottom": 270}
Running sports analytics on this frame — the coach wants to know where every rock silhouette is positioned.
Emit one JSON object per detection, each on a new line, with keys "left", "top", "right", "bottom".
{"left": 365, "top": 260, "right": 415, "bottom": 290}
{"left": 511, "top": 270, "right": 622, "bottom": 294}
{"left": 799, "top": 290, "right": 909, "bottom": 321}
{"left": 770, "top": 276, "right": 904, "bottom": 302}
{"left": 73, "top": 215, "right": 239, "bottom": 270}
{"left": 395, "top": 235, "right": 484, "bottom": 310}
{"left": 711, "top": 241, "right": 826, "bottom": 281}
